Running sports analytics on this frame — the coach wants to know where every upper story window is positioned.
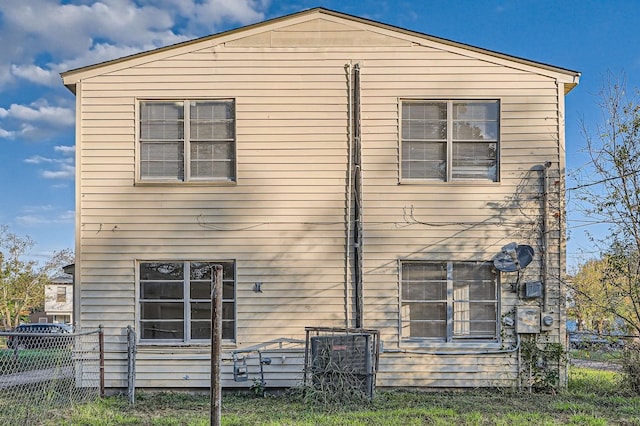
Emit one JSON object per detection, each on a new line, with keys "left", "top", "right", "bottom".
{"left": 400, "top": 261, "right": 498, "bottom": 343}
{"left": 139, "top": 261, "right": 236, "bottom": 343}
{"left": 56, "top": 286, "right": 67, "bottom": 303}
{"left": 139, "top": 100, "right": 235, "bottom": 182}
{"left": 401, "top": 100, "right": 499, "bottom": 182}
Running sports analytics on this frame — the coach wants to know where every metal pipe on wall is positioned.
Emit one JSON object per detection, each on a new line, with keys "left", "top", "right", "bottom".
{"left": 353, "top": 63, "right": 363, "bottom": 329}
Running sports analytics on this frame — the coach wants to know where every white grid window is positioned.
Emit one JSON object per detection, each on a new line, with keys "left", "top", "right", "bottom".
{"left": 401, "top": 261, "right": 498, "bottom": 342}
{"left": 140, "top": 100, "right": 235, "bottom": 182}
{"left": 139, "top": 261, "right": 235, "bottom": 342}
{"left": 401, "top": 100, "right": 499, "bottom": 182}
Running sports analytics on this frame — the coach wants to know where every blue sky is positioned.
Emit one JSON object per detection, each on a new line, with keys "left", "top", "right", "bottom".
{"left": 0, "top": 0, "right": 638, "bottom": 270}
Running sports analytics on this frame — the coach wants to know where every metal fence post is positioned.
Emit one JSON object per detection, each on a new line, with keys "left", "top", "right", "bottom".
{"left": 99, "top": 324, "right": 105, "bottom": 398}
{"left": 127, "top": 325, "right": 136, "bottom": 404}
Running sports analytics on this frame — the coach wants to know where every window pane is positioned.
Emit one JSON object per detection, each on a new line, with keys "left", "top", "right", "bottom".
{"left": 470, "top": 321, "right": 497, "bottom": 335}
{"left": 140, "top": 142, "right": 184, "bottom": 179}
{"left": 403, "top": 282, "right": 446, "bottom": 301}
{"left": 141, "top": 281, "right": 183, "bottom": 299}
{"left": 452, "top": 102, "right": 498, "bottom": 121}
{"left": 453, "top": 122, "right": 498, "bottom": 141}
{"left": 403, "top": 102, "right": 447, "bottom": 120}
{"left": 402, "top": 141, "right": 446, "bottom": 179}
{"left": 403, "top": 321, "right": 446, "bottom": 338}
{"left": 190, "top": 142, "right": 235, "bottom": 179}
{"left": 191, "top": 320, "right": 235, "bottom": 340}
{"left": 140, "top": 320, "right": 184, "bottom": 340}
{"left": 402, "top": 263, "right": 447, "bottom": 301}
{"left": 222, "top": 302, "right": 235, "bottom": 320}
{"left": 191, "top": 302, "right": 210, "bottom": 320}
{"left": 403, "top": 263, "right": 445, "bottom": 279}
{"left": 141, "top": 102, "right": 184, "bottom": 140}
{"left": 402, "top": 119, "right": 447, "bottom": 140}
{"left": 141, "top": 302, "right": 184, "bottom": 320}
{"left": 190, "top": 101, "right": 234, "bottom": 120}
{"left": 191, "top": 320, "right": 210, "bottom": 339}
{"left": 470, "top": 302, "right": 498, "bottom": 321}
{"left": 141, "top": 122, "right": 184, "bottom": 140}
{"left": 402, "top": 302, "right": 446, "bottom": 321}
{"left": 140, "top": 262, "right": 183, "bottom": 280}
{"left": 191, "top": 121, "right": 234, "bottom": 140}
{"left": 453, "top": 263, "right": 496, "bottom": 300}
{"left": 222, "top": 320, "right": 235, "bottom": 340}
{"left": 190, "top": 101, "right": 234, "bottom": 140}
{"left": 191, "top": 281, "right": 211, "bottom": 299}
{"left": 223, "top": 282, "right": 234, "bottom": 300}
{"left": 141, "top": 102, "right": 184, "bottom": 120}
{"left": 190, "top": 262, "right": 212, "bottom": 280}
{"left": 452, "top": 142, "right": 497, "bottom": 181}
{"left": 402, "top": 102, "right": 447, "bottom": 140}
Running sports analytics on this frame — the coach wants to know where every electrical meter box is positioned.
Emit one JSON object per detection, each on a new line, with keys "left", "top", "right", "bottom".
{"left": 516, "top": 306, "right": 541, "bottom": 334}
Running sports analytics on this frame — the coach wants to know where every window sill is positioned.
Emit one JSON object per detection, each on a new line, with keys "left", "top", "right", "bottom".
{"left": 399, "top": 180, "right": 500, "bottom": 186}
{"left": 397, "top": 340, "right": 503, "bottom": 352}
{"left": 135, "top": 180, "right": 237, "bottom": 187}
{"left": 137, "top": 341, "right": 237, "bottom": 350}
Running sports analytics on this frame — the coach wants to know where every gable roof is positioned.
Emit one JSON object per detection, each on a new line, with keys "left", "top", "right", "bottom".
{"left": 61, "top": 7, "right": 580, "bottom": 94}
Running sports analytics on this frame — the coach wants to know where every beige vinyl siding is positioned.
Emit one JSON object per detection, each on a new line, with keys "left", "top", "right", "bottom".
{"left": 73, "top": 15, "right": 570, "bottom": 388}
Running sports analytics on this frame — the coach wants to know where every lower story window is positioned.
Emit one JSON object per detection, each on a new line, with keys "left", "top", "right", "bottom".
{"left": 139, "top": 261, "right": 235, "bottom": 342}
{"left": 401, "top": 261, "right": 498, "bottom": 342}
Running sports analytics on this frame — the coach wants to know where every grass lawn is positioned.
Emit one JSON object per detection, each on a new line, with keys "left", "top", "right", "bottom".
{"left": 0, "top": 347, "right": 72, "bottom": 374}
{"left": 42, "top": 367, "right": 640, "bottom": 425}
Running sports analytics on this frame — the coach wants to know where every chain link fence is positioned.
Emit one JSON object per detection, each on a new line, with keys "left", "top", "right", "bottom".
{"left": 0, "top": 325, "right": 103, "bottom": 425}
{"left": 568, "top": 331, "right": 638, "bottom": 371}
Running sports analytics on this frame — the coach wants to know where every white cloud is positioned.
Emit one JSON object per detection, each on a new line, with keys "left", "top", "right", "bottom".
{"left": 16, "top": 209, "right": 74, "bottom": 226}
{"left": 0, "top": 100, "right": 74, "bottom": 139}
{"left": 0, "top": 0, "right": 270, "bottom": 144}
{"left": 24, "top": 152, "right": 75, "bottom": 179}
{"left": 0, "top": 0, "right": 270, "bottom": 84}
{"left": 21, "top": 204, "right": 55, "bottom": 214}
{"left": 1, "top": 102, "right": 74, "bottom": 126}
{"left": 24, "top": 155, "right": 55, "bottom": 164}
{"left": 0, "top": 128, "right": 14, "bottom": 138}
{"left": 42, "top": 163, "right": 76, "bottom": 180}
{"left": 11, "top": 64, "right": 60, "bottom": 87}
{"left": 54, "top": 145, "right": 76, "bottom": 154}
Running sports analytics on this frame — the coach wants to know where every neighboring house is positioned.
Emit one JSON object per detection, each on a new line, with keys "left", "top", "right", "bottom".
{"left": 61, "top": 8, "right": 579, "bottom": 391}
{"left": 45, "top": 270, "right": 74, "bottom": 324}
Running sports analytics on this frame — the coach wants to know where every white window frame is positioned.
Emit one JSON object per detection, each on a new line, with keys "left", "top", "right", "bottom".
{"left": 137, "top": 260, "right": 236, "bottom": 344}
{"left": 400, "top": 99, "right": 500, "bottom": 183}
{"left": 400, "top": 261, "right": 499, "bottom": 343}
{"left": 137, "top": 99, "right": 237, "bottom": 183}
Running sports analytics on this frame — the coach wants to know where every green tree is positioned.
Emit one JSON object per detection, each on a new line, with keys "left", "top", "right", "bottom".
{"left": 0, "top": 225, "right": 73, "bottom": 330}
{"left": 572, "top": 73, "right": 640, "bottom": 335}
{"left": 570, "top": 257, "right": 634, "bottom": 333}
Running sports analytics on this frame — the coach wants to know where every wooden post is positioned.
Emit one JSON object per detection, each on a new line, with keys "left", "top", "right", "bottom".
{"left": 210, "top": 265, "right": 223, "bottom": 426}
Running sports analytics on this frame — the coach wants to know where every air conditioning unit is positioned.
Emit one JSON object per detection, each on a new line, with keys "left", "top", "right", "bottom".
{"left": 310, "top": 334, "right": 375, "bottom": 398}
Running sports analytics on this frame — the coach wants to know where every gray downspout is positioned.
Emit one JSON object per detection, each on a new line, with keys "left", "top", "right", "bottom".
{"left": 353, "top": 64, "right": 363, "bottom": 328}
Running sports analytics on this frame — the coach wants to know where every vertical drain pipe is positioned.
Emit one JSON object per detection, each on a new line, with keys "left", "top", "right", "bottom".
{"left": 542, "top": 161, "right": 551, "bottom": 313}
{"left": 344, "top": 63, "right": 353, "bottom": 328}
{"left": 353, "top": 63, "right": 363, "bottom": 328}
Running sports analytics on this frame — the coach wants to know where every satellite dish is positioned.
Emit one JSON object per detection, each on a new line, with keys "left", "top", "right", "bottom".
{"left": 493, "top": 242, "right": 534, "bottom": 272}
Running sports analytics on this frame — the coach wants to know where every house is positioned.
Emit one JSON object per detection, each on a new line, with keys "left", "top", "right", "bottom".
{"left": 44, "top": 268, "right": 74, "bottom": 324}
{"left": 61, "top": 8, "right": 579, "bottom": 391}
